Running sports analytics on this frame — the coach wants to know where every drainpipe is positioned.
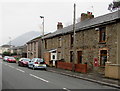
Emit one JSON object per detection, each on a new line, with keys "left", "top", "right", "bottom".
{"left": 117, "top": 10, "right": 120, "bottom": 65}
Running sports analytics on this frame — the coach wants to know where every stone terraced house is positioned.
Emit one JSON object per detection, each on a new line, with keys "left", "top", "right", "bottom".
{"left": 42, "top": 10, "right": 120, "bottom": 75}
{"left": 27, "top": 36, "right": 42, "bottom": 59}
{"left": 26, "top": 33, "right": 51, "bottom": 59}
{"left": 11, "top": 45, "right": 27, "bottom": 58}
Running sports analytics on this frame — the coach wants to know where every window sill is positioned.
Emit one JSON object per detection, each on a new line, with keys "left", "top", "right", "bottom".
{"left": 70, "top": 45, "right": 73, "bottom": 48}
{"left": 98, "top": 42, "right": 106, "bottom": 44}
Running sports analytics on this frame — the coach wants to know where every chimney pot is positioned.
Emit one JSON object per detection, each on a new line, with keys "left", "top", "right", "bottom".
{"left": 57, "top": 22, "right": 63, "bottom": 30}
{"left": 80, "top": 11, "right": 94, "bottom": 21}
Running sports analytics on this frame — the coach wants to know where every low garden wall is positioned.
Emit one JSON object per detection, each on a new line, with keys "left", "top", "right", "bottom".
{"left": 105, "top": 63, "right": 120, "bottom": 79}
{"left": 57, "top": 62, "right": 87, "bottom": 73}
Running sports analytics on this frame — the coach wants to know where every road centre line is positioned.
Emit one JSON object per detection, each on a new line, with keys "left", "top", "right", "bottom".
{"left": 16, "top": 68, "right": 25, "bottom": 73}
{"left": 8, "top": 65, "right": 15, "bottom": 68}
{"left": 4, "top": 64, "right": 8, "bottom": 66}
{"left": 29, "top": 74, "right": 49, "bottom": 83}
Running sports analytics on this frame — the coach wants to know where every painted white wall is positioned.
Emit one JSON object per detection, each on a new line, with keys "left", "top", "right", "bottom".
{"left": 0, "top": 47, "right": 10, "bottom": 54}
{"left": 51, "top": 53, "right": 57, "bottom": 61}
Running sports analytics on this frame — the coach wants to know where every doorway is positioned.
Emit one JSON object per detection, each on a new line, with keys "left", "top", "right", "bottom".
{"left": 77, "top": 51, "right": 82, "bottom": 64}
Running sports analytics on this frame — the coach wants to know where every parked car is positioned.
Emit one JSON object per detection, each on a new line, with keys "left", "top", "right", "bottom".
{"left": 3, "top": 56, "right": 9, "bottom": 61}
{"left": 28, "top": 58, "right": 47, "bottom": 70}
{"left": 7, "top": 57, "right": 16, "bottom": 63}
{"left": 0, "top": 55, "right": 3, "bottom": 59}
{"left": 18, "top": 58, "right": 31, "bottom": 67}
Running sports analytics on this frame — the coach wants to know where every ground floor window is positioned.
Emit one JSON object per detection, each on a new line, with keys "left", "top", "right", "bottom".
{"left": 100, "top": 50, "right": 107, "bottom": 66}
{"left": 34, "top": 52, "right": 36, "bottom": 58}
{"left": 58, "top": 52, "right": 61, "bottom": 60}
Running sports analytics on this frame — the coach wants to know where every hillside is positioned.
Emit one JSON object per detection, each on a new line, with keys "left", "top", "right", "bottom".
{"left": 11, "top": 31, "right": 41, "bottom": 46}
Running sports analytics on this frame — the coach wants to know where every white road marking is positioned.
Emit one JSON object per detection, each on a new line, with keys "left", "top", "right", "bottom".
{"left": 29, "top": 74, "right": 49, "bottom": 83}
{"left": 63, "top": 88, "right": 71, "bottom": 91}
{"left": 8, "top": 65, "right": 15, "bottom": 68}
{"left": 16, "top": 68, "right": 25, "bottom": 73}
{"left": 4, "top": 64, "right": 8, "bottom": 66}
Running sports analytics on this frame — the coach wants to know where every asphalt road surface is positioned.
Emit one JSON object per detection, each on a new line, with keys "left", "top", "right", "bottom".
{"left": 1, "top": 59, "right": 118, "bottom": 90}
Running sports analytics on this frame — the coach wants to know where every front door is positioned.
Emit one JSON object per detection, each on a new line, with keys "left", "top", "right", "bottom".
{"left": 77, "top": 51, "right": 82, "bottom": 64}
{"left": 100, "top": 50, "right": 107, "bottom": 66}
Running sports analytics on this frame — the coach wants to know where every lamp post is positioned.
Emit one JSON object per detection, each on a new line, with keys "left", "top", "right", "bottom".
{"left": 40, "top": 16, "right": 44, "bottom": 59}
{"left": 40, "top": 16, "right": 44, "bottom": 36}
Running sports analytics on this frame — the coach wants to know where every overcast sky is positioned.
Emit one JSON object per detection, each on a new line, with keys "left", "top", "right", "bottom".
{"left": 0, "top": 0, "right": 113, "bottom": 46}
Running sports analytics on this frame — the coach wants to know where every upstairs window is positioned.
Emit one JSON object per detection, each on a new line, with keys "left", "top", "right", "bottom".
{"left": 30, "top": 43, "right": 32, "bottom": 51}
{"left": 99, "top": 27, "right": 106, "bottom": 43}
{"left": 28, "top": 44, "right": 30, "bottom": 51}
{"left": 34, "top": 42, "right": 36, "bottom": 51}
{"left": 58, "top": 37, "right": 62, "bottom": 47}
{"left": 44, "top": 40, "right": 47, "bottom": 49}
{"left": 70, "top": 34, "right": 74, "bottom": 47}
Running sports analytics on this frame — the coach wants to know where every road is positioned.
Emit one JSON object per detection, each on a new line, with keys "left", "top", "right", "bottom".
{"left": 1, "top": 59, "right": 118, "bottom": 90}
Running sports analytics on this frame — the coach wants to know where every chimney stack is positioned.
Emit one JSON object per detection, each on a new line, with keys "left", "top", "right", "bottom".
{"left": 80, "top": 11, "right": 94, "bottom": 21}
{"left": 57, "top": 22, "right": 63, "bottom": 30}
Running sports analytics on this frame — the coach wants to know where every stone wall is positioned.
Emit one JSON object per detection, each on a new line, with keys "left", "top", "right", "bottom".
{"left": 117, "top": 22, "right": 120, "bottom": 65}
{"left": 27, "top": 38, "right": 42, "bottom": 59}
{"left": 105, "top": 63, "right": 120, "bottom": 79}
{"left": 44, "top": 22, "right": 118, "bottom": 73}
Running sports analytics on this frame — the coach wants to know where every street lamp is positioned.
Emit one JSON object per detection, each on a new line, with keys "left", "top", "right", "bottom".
{"left": 40, "top": 16, "right": 44, "bottom": 59}
{"left": 40, "top": 16, "right": 44, "bottom": 36}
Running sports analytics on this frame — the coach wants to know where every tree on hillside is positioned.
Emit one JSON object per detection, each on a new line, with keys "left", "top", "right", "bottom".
{"left": 108, "top": 0, "right": 120, "bottom": 11}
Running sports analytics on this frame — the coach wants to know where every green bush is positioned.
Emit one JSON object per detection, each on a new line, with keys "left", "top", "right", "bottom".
{"left": 15, "top": 57, "right": 20, "bottom": 61}
{"left": 2, "top": 51, "right": 11, "bottom": 56}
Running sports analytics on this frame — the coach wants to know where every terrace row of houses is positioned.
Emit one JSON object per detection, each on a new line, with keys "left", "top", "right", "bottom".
{"left": 26, "top": 10, "right": 120, "bottom": 77}
{"left": 1, "top": 10, "right": 120, "bottom": 79}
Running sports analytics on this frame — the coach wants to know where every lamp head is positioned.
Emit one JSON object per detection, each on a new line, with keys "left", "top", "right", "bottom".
{"left": 40, "top": 16, "right": 44, "bottom": 18}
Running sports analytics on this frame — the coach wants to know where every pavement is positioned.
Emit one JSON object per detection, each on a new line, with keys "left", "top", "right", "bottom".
{"left": 47, "top": 66, "right": 120, "bottom": 89}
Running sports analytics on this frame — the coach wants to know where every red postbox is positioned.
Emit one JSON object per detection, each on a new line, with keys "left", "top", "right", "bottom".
{"left": 94, "top": 58, "right": 99, "bottom": 67}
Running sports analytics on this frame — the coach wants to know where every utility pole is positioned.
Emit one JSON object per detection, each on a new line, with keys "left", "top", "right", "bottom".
{"left": 40, "top": 16, "right": 44, "bottom": 59}
{"left": 72, "top": 3, "right": 76, "bottom": 71}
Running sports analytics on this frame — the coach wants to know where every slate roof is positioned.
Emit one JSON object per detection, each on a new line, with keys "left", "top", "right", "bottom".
{"left": 1, "top": 45, "right": 10, "bottom": 48}
{"left": 43, "top": 10, "right": 120, "bottom": 39}
{"left": 27, "top": 33, "right": 51, "bottom": 43}
{"left": 27, "top": 36, "right": 42, "bottom": 44}
{"left": 11, "top": 45, "right": 25, "bottom": 50}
